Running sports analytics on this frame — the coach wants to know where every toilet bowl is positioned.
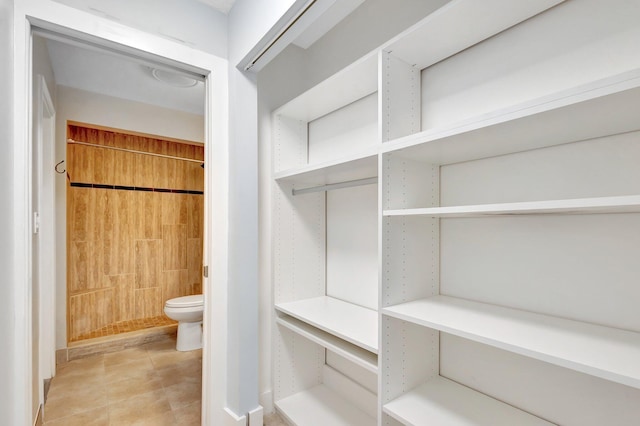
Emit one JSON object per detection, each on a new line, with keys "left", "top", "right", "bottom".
{"left": 164, "top": 294, "right": 204, "bottom": 351}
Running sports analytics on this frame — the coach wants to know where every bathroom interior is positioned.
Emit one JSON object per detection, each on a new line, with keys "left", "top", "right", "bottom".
{"left": 65, "top": 122, "right": 205, "bottom": 346}
{"left": 33, "top": 18, "right": 205, "bottom": 408}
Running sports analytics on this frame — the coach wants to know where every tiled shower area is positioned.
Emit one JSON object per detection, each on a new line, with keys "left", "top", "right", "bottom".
{"left": 66, "top": 123, "right": 204, "bottom": 343}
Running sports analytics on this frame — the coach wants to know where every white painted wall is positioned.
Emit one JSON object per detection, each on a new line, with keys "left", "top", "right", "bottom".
{"left": 225, "top": 0, "right": 268, "bottom": 420}
{"left": 0, "top": 0, "right": 15, "bottom": 424}
{"left": 228, "top": 0, "right": 298, "bottom": 66}
{"left": 54, "top": 85, "right": 204, "bottom": 348}
{"left": 52, "top": 0, "right": 228, "bottom": 58}
{"left": 33, "top": 36, "right": 56, "bottom": 105}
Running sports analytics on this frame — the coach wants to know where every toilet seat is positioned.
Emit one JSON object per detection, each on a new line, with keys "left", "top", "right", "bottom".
{"left": 165, "top": 294, "right": 203, "bottom": 308}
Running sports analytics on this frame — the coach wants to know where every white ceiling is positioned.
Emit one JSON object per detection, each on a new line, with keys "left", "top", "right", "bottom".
{"left": 43, "top": 0, "right": 360, "bottom": 116}
{"left": 196, "top": 0, "right": 237, "bottom": 14}
{"left": 46, "top": 38, "right": 206, "bottom": 115}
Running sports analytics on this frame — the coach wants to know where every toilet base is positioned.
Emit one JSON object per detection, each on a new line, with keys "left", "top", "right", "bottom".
{"left": 176, "top": 321, "right": 202, "bottom": 351}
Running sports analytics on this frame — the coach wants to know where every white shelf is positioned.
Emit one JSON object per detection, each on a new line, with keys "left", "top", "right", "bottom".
{"left": 383, "top": 295, "right": 640, "bottom": 389}
{"left": 383, "top": 195, "right": 640, "bottom": 218}
{"left": 382, "top": 69, "right": 640, "bottom": 165}
{"left": 276, "top": 296, "right": 378, "bottom": 354}
{"left": 383, "top": 0, "right": 563, "bottom": 70}
{"left": 274, "top": 148, "right": 378, "bottom": 186}
{"left": 276, "top": 315, "right": 377, "bottom": 373}
{"left": 275, "top": 52, "right": 378, "bottom": 122}
{"left": 384, "top": 376, "right": 553, "bottom": 426}
{"left": 276, "top": 384, "right": 376, "bottom": 426}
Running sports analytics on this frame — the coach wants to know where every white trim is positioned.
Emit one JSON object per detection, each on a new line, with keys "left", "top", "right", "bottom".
{"left": 248, "top": 405, "right": 264, "bottom": 426}
{"left": 13, "top": 1, "right": 230, "bottom": 425}
{"left": 260, "top": 390, "right": 274, "bottom": 414}
{"left": 13, "top": 2, "right": 33, "bottom": 422}
{"left": 224, "top": 407, "right": 247, "bottom": 426}
{"left": 35, "top": 73, "right": 56, "bottom": 390}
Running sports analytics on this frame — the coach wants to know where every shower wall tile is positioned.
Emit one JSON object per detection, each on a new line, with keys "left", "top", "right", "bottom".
{"left": 162, "top": 270, "right": 189, "bottom": 303}
{"left": 108, "top": 274, "right": 135, "bottom": 322}
{"left": 134, "top": 287, "right": 163, "bottom": 318}
{"left": 96, "top": 130, "right": 115, "bottom": 185}
{"left": 69, "top": 240, "right": 106, "bottom": 294}
{"left": 135, "top": 240, "right": 162, "bottom": 289}
{"left": 162, "top": 193, "right": 189, "bottom": 226}
{"left": 163, "top": 225, "right": 187, "bottom": 271}
{"left": 103, "top": 191, "right": 135, "bottom": 275}
{"left": 187, "top": 195, "right": 203, "bottom": 239}
{"left": 133, "top": 137, "right": 155, "bottom": 188}
{"left": 187, "top": 239, "right": 203, "bottom": 289}
{"left": 69, "top": 187, "right": 88, "bottom": 241}
{"left": 113, "top": 134, "right": 135, "bottom": 186}
{"left": 67, "top": 124, "right": 204, "bottom": 343}
{"left": 135, "top": 192, "right": 162, "bottom": 240}
{"left": 69, "top": 288, "right": 115, "bottom": 339}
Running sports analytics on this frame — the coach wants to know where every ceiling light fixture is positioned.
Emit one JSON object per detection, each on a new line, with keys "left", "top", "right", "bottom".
{"left": 151, "top": 68, "right": 198, "bottom": 88}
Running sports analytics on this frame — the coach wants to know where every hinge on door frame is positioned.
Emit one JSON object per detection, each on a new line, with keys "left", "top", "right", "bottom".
{"left": 203, "top": 265, "right": 208, "bottom": 278}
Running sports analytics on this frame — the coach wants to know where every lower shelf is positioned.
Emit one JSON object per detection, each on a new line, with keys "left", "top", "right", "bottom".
{"left": 383, "top": 376, "right": 553, "bottom": 426}
{"left": 383, "top": 295, "right": 640, "bottom": 389}
{"left": 276, "top": 384, "right": 376, "bottom": 426}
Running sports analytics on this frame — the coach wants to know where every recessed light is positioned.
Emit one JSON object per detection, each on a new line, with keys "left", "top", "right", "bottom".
{"left": 151, "top": 68, "right": 198, "bottom": 88}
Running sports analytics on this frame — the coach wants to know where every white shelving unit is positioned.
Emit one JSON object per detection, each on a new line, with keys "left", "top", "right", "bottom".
{"left": 271, "top": 1, "right": 640, "bottom": 424}
{"left": 271, "top": 32, "right": 381, "bottom": 426}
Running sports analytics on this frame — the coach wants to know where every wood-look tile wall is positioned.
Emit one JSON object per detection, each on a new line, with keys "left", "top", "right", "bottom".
{"left": 67, "top": 124, "right": 204, "bottom": 342}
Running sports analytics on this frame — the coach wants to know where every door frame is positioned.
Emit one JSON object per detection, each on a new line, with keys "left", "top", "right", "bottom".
{"left": 12, "top": 1, "right": 231, "bottom": 424}
{"left": 34, "top": 73, "right": 56, "bottom": 408}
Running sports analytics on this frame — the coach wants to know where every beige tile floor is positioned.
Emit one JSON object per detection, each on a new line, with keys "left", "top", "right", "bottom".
{"left": 44, "top": 339, "right": 202, "bottom": 425}
{"left": 263, "top": 413, "right": 288, "bottom": 426}
{"left": 44, "top": 337, "right": 288, "bottom": 426}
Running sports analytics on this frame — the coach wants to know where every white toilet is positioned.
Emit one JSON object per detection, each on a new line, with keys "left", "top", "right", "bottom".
{"left": 164, "top": 294, "right": 204, "bottom": 351}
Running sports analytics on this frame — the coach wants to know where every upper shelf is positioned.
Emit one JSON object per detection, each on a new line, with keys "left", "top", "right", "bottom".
{"left": 274, "top": 52, "right": 378, "bottom": 123}
{"left": 274, "top": 147, "right": 378, "bottom": 186}
{"left": 383, "top": 195, "right": 640, "bottom": 218}
{"left": 382, "top": 69, "right": 640, "bottom": 165}
{"left": 383, "top": 295, "right": 640, "bottom": 390}
{"left": 383, "top": 0, "right": 564, "bottom": 70}
{"left": 276, "top": 296, "right": 378, "bottom": 354}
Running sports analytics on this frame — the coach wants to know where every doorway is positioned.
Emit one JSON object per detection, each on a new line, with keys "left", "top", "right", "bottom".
{"left": 17, "top": 12, "right": 230, "bottom": 423}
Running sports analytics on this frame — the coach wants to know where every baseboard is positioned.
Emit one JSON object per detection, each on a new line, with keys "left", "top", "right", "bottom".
{"left": 260, "top": 390, "right": 274, "bottom": 413}
{"left": 248, "top": 406, "right": 264, "bottom": 426}
{"left": 223, "top": 407, "right": 246, "bottom": 426}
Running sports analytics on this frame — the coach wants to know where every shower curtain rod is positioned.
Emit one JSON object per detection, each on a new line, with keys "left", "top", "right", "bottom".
{"left": 67, "top": 139, "right": 204, "bottom": 163}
